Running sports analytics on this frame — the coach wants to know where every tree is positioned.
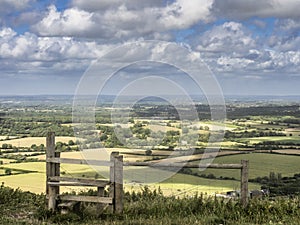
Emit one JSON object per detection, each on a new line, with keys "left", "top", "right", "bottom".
{"left": 100, "top": 133, "right": 108, "bottom": 141}
{"left": 5, "top": 168, "right": 12, "bottom": 175}
{"left": 39, "top": 144, "right": 45, "bottom": 151}
{"left": 68, "top": 140, "right": 75, "bottom": 146}
{"left": 145, "top": 149, "right": 152, "bottom": 156}
{"left": 31, "top": 144, "right": 38, "bottom": 150}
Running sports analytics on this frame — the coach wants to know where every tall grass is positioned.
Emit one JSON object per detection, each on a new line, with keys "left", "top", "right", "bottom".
{"left": 0, "top": 184, "right": 299, "bottom": 224}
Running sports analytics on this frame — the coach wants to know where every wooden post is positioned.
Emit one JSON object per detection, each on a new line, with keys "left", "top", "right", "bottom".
{"left": 46, "top": 132, "right": 58, "bottom": 210}
{"left": 114, "top": 154, "right": 123, "bottom": 214}
{"left": 97, "top": 186, "right": 105, "bottom": 212}
{"left": 97, "top": 187, "right": 104, "bottom": 196}
{"left": 109, "top": 152, "right": 119, "bottom": 212}
{"left": 54, "top": 152, "right": 60, "bottom": 196}
{"left": 240, "top": 160, "right": 249, "bottom": 207}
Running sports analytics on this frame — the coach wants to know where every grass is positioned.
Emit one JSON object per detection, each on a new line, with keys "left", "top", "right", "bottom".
{"left": 1, "top": 185, "right": 300, "bottom": 225}
{"left": 0, "top": 173, "right": 46, "bottom": 193}
{"left": 194, "top": 153, "right": 300, "bottom": 180}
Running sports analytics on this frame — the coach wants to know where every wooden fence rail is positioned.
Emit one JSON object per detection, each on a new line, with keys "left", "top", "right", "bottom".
{"left": 124, "top": 160, "right": 249, "bottom": 207}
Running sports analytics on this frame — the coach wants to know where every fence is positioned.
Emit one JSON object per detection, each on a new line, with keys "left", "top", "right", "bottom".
{"left": 45, "top": 132, "right": 123, "bottom": 213}
{"left": 46, "top": 132, "right": 249, "bottom": 214}
{"left": 124, "top": 160, "right": 249, "bottom": 207}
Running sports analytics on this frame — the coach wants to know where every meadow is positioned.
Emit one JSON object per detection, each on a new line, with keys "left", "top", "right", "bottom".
{"left": 193, "top": 153, "right": 300, "bottom": 179}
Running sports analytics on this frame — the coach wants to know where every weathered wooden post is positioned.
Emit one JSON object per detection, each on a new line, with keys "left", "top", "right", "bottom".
{"left": 114, "top": 154, "right": 123, "bottom": 214}
{"left": 240, "top": 160, "right": 249, "bottom": 207}
{"left": 46, "top": 132, "right": 59, "bottom": 210}
{"left": 55, "top": 151, "right": 60, "bottom": 195}
{"left": 109, "top": 152, "right": 119, "bottom": 212}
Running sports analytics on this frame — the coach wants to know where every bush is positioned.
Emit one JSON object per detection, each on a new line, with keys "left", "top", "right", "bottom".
{"left": 4, "top": 168, "right": 12, "bottom": 175}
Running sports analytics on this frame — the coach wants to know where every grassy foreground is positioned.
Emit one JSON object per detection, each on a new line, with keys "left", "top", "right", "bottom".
{"left": 0, "top": 184, "right": 299, "bottom": 225}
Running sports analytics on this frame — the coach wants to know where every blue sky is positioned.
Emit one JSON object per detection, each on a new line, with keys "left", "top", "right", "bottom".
{"left": 0, "top": 0, "right": 300, "bottom": 96}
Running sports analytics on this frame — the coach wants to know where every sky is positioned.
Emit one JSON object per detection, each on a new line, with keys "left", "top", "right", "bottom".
{"left": 0, "top": 0, "right": 300, "bottom": 96}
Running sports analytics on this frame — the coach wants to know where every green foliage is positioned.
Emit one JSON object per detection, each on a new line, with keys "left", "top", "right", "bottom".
{"left": 130, "top": 122, "right": 151, "bottom": 139}
{"left": 1, "top": 143, "right": 12, "bottom": 149}
{"left": 250, "top": 172, "right": 300, "bottom": 196}
{"left": 0, "top": 184, "right": 45, "bottom": 223}
{"left": 0, "top": 118, "right": 74, "bottom": 137}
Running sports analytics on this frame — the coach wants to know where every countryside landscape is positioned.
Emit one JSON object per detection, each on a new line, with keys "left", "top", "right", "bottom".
{"left": 0, "top": 95, "right": 300, "bottom": 224}
{"left": 1, "top": 0, "right": 300, "bottom": 224}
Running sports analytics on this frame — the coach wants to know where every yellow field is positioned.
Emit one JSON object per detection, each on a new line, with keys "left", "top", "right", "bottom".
{"left": 0, "top": 172, "right": 97, "bottom": 193}
{"left": 147, "top": 124, "right": 180, "bottom": 132}
{"left": 0, "top": 157, "right": 260, "bottom": 195}
{"left": 0, "top": 169, "right": 259, "bottom": 196}
{"left": 0, "top": 136, "right": 79, "bottom": 148}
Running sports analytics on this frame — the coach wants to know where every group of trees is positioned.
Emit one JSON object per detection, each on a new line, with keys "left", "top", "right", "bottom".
{"left": 0, "top": 119, "right": 73, "bottom": 137}
{"left": 254, "top": 141, "right": 300, "bottom": 150}
{"left": 55, "top": 140, "right": 78, "bottom": 151}
{"left": 130, "top": 122, "right": 151, "bottom": 139}
{"left": 1, "top": 141, "right": 77, "bottom": 152}
{"left": 224, "top": 130, "right": 286, "bottom": 139}
{"left": 250, "top": 172, "right": 300, "bottom": 196}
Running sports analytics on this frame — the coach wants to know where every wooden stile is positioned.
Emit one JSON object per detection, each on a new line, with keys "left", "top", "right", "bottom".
{"left": 45, "top": 133, "right": 124, "bottom": 213}
{"left": 46, "top": 131, "right": 249, "bottom": 215}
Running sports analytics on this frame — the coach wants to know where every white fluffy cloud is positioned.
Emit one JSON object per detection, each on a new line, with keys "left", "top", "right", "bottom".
{"left": 33, "top": 5, "right": 95, "bottom": 37}
{"left": 196, "top": 22, "right": 255, "bottom": 54}
{"left": 192, "top": 21, "right": 300, "bottom": 77}
{"left": 159, "top": 0, "right": 213, "bottom": 29}
{"left": 0, "top": 26, "right": 115, "bottom": 76}
{"left": 33, "top": 1, "right": 213, "bottom": 39}
{"left": 32, "top": 0, "right": 300, "bottom": 41}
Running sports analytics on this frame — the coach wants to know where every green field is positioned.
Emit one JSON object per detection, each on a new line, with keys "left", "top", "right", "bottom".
{"left": 194, "top": 153, "right": 300, "bottom": 179}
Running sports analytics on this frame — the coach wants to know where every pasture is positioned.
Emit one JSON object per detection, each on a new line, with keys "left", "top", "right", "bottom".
{"left": 194, "top": 153, "right": 300, "bottom": 179}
